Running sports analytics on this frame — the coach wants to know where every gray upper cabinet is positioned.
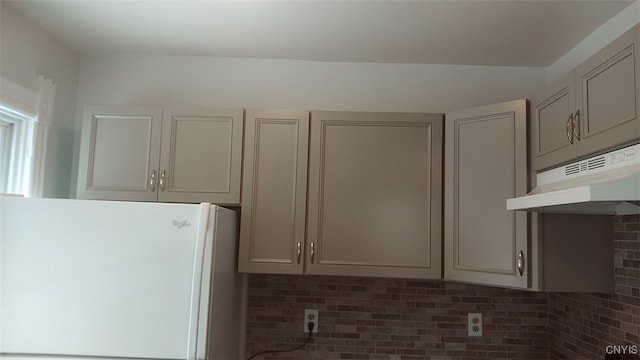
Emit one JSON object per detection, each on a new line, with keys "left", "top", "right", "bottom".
{"left": 238, "top": 109, "right": 309, "bottom": 274}
{"left": 306, "top": 111, "right": 443, "bottom": 279}
{"left": 531, "top": 72, "right": 577, "bottom": 170}
{"left": 575, "top": 25, "right": 640, "bottom": 157}
{"left": 77, "top": 106, "right": 162, "bottom": 202}
{"left": 158, "top": 107, "right": 242, "bottom": 204}
{"left": 444, "top": 100, "right": 528, "bottom": 289}
{"left": 77, "top": 105, "right": 242, "bottom": 204}
{"left": 238, "top": 110, "right": 443, "bottom": 279}
{"left": 533, "top": 24, "right": 640, "bottom": 170}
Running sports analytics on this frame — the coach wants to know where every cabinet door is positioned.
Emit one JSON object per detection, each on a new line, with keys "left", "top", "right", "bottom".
{"left": 575, "top": 24, "right": 640, "bottom": 156}
{"left": 306, "top": 111, "right": 442, "bottom": 279}
{"left": 77, "top": 106, "right": 162, "bottom": 201}
{"left": 238, "top": 110, "right": 309, "bottom": 274}
{"left": 158, "top": 108, "right": 242, "bottom": 204}
{"left": 532, "top": 73, "right": 577, "bottom": 170}
{"left": 444, "top": 100, "right": 528, "bottom": 289}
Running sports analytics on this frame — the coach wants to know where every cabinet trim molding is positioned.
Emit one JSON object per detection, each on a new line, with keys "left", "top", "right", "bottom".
{"left": 165, "top": 114, "right": 235, "bottom": 193}
{"left": 86, "top": 114, "right": 155, "bottom": 191}
{"left": 534, "top": 86, "right": 573, "bottom": 157}
{"left": 579, "top": 43, "right": 638, "bottom": 140}
{"left": 444, "top": 99, "right": 528, "bottom": 289}
{"left": 306, "top": 111, "right": 443, "bottom": 279}
{"left": 246, "top": 118, "right": 303, "bottom": 263}
{"left": 450, "top": 112, "right": 518, "bottom": 275}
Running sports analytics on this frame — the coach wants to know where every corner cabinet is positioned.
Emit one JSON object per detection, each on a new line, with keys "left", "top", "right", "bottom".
{"left": 238, "top": 109, "right": 309, "bottom": 274}
{"left": 77, "top": 106, "right": 242, "bottom": 204}
{"left": 533, "top": 24, "right": 640, "bottom": 170}
{"left": 444, "top": 100, "right": 528, "bottom": 289}
{"left": 306, "top": 111, "right": 443, "bottom": 279}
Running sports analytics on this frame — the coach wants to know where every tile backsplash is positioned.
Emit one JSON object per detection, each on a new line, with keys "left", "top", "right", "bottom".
{"left": 246, "top": 276, "right": 548, "bottom": 359}
{"left": 245, "top": 215, "right": 639, "bottom": 360}
{"left": 549, "top": 214, "right": 640, "bottom": 359}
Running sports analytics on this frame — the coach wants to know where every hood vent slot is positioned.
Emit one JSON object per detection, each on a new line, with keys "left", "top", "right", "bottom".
{"left": 588, "top": 156, "right": 606, "bottom": 170}
{"left": 564, "top": 155, "right": 607, "bottom": 176}
{"left": 565, "top": 163, "right": 580, "bottom": 175}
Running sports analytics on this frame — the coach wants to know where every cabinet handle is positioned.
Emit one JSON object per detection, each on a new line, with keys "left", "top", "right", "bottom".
{"left": 159, "top": 170, "right": 166, "bottom": 192}
{"left": 517, "top": 250, "right": 525, "bottom": 277}
{"left": 296, "top": 242, "right": 302, "bottom": 264}
{"left": 310, "top": 243, "right": 315, "bottom": 264}
{"left": 566, "top": 113, "right": 574, "bottom": 144}
{"left": 573, "top": 110, "right": 581, "bottom": 141}
{"left": 149, "top": 170, "right": 157, "bottom": 192}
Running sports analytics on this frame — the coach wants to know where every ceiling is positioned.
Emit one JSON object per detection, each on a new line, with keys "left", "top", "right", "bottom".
{"left": 6, "top": 0, "right": 635, "bottom": 67}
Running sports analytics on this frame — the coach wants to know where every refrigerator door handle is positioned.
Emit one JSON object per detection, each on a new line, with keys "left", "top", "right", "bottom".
{"left": 189, "top": 203, "right": 213, "bottom": 360}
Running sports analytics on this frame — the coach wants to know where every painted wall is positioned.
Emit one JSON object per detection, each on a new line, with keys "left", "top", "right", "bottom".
{"left": 547, "top": 0, "right": 640, "bottom": 84}
{"left": 75, "top": 55, "right": 545, "bottom": 113}
{"left": 0, "top": 2, "right": 79, "bottom": 198}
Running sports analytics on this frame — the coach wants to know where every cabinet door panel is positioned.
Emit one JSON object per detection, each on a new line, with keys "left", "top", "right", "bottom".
{"left": 456, "top": 116, "right": 516, "bottom": 271}
{"left": 532, "top": 73, "right": 576, "bottom": 170}
{"left": 77, "top": 106, "right": 162, "bottom": 201}
{"left": 158, "top": 108, "right": 242, "bottom": 204}
{"left": 445, "top": 100, "right": 528, "bottom": 289}
{"left": 238, "top": 110, "right": 309, "bottom": 274}
{"left": 576, "top": 25, "right": 640, "bottom": 156}
{"left": 307, "top": 112, "right": 442, "bottom": 279}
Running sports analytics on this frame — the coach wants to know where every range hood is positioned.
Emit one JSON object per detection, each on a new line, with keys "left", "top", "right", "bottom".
{"left": 507, "top": 144, "right": 640, "bottom": 215}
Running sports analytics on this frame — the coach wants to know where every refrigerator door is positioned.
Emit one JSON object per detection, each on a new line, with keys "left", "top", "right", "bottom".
{"left": 0, "top": 197, "right": 211, "bottom": 360}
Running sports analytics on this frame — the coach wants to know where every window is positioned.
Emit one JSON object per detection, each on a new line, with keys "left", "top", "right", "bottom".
{"left": 0, "top": 75, "right": 56, "bottom": 197}
{"left": 0, "top": 106, "right": 35, "bottom": 195}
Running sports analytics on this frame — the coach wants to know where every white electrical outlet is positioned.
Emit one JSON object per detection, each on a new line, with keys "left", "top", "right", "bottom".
{"left": 468, "top": 313, "right": 482, "bottom": 337}
{"left": 304, "top": 309, "right": 318, "bottom": 333}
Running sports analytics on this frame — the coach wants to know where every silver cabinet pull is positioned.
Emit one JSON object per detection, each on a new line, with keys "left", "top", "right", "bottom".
{"left": 566, "top": 113, "right": 574, "bottom": 144}
{"left": 573, "top": 110, "right": 581, "bottom": 141}
{"left": 310, "top": 243, "right": 315, "bottom": 264}
{"left": 149, "top": 170, "right": 157, "bottom": 192}
{"left": 296, "top": 242, "right": 302, "bottom": 264}
{"left": 159, "top": 170, "right": 166, "bottom": 192}
{"left": 517, "top": 250, "right": 525, "bottom": 276}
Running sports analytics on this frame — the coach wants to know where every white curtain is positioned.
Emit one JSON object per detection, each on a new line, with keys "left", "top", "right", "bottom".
{"left": 31, "top": 76, "right": 56, "bottom": 197}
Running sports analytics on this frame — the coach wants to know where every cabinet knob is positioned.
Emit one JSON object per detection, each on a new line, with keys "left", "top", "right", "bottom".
{"left": 573, "top": 110, "right": 581, "bottom": 141}
{"left": 566, "top": 113, "right": 574, "bottom": 144}
{"left": 516, "top": 250, "right": 525, "bottom": 277}
{"left": 296, "top": 242, "right": 302, "bottom": 264}
{"left": 149, "top": 170, "right": 157, "bottom": 192}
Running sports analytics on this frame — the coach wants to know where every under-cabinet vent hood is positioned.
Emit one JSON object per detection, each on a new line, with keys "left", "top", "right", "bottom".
{"left": 507, "top": 144, "right": 640, "bottom": 215}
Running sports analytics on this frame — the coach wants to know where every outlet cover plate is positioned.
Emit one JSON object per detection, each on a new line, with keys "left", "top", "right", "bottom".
{"left": 304, "top": 309, "right": 318, "bottom": 333}
{"left": 468, "top": 313, "right": 482, "bottom": 337}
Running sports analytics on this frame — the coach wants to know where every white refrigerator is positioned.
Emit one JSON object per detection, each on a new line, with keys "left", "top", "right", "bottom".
{"left": 0, "top": 197, "right": 245, "bottom": 360}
